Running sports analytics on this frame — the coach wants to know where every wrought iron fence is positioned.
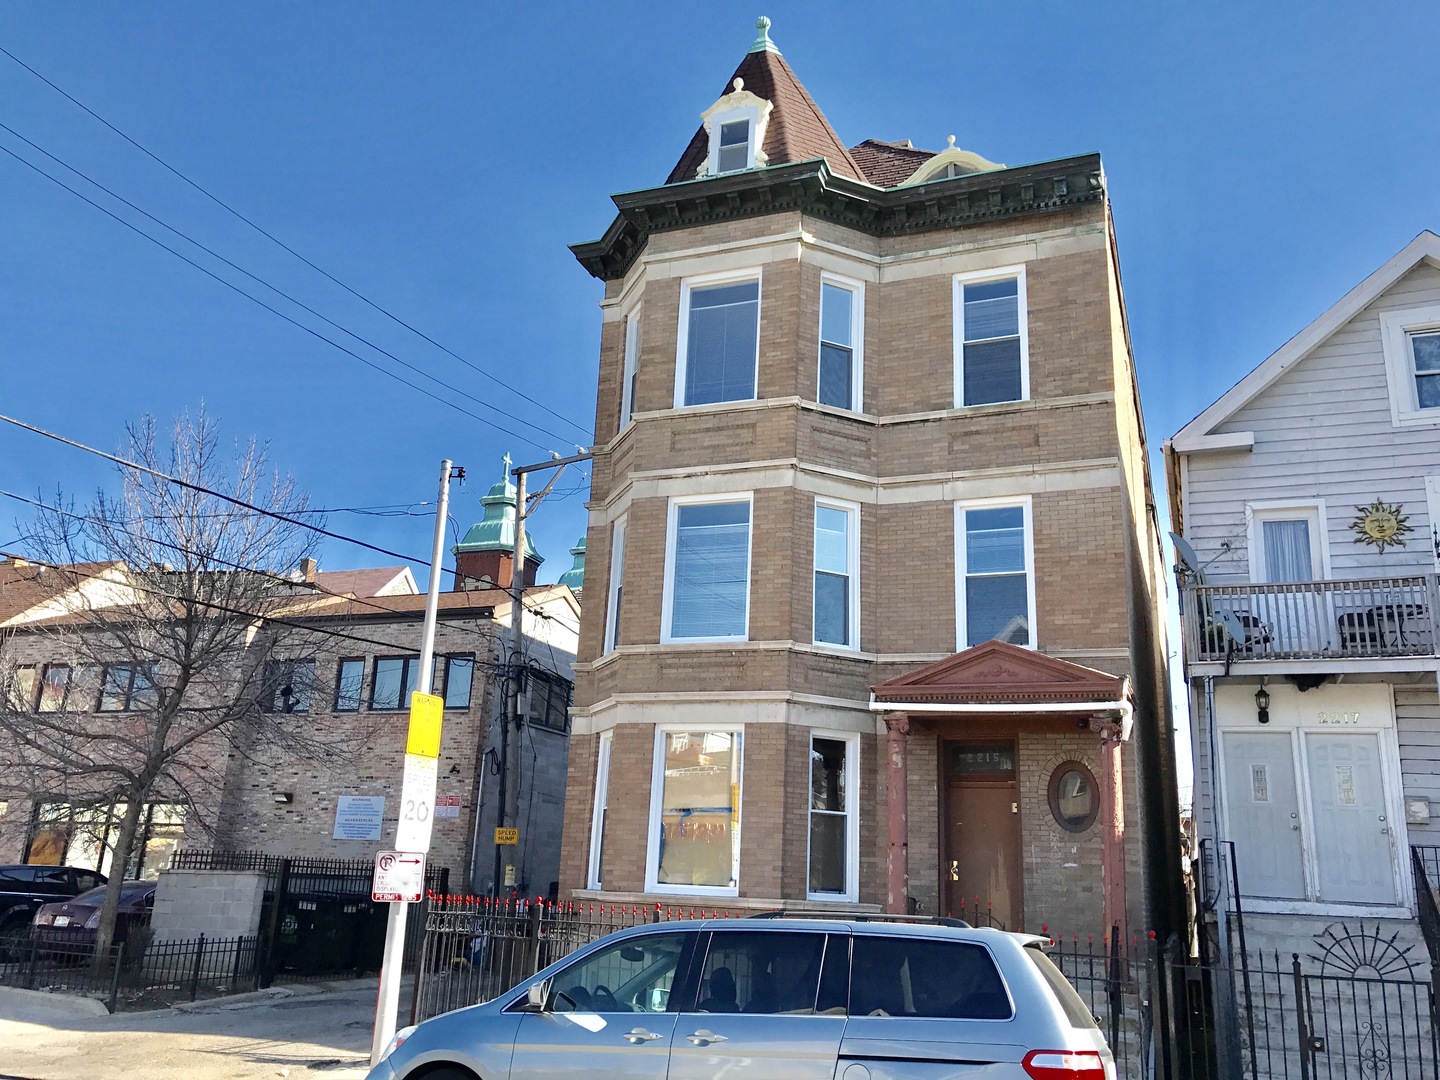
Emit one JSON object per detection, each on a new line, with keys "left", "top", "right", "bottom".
{"left": 0, "top": 932, "right": 261, "bottom": 1012}
{"left": 411, "top": 894, "right": 747, "bottom": 1023}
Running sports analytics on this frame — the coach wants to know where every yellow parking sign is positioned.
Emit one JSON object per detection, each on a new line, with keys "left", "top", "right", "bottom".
{"left": 406, "top": 693, "right": 444, "bottom": 758}
{"left": 494, "top": 827, "right": 519, "bottom": 845}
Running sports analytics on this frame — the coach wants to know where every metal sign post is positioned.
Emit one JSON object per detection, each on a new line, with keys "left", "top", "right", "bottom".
{"left": 370, "top": 460, "right": 458, "bottom": 1066}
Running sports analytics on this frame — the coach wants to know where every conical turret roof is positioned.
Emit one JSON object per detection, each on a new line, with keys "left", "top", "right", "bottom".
{"left": 665, "top": 18, "right": 864, "bottom": 185}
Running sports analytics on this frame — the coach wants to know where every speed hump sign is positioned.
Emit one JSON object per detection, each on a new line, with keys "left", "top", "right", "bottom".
{"left": 372, "top": 851, "right": 425, "bottom": 903}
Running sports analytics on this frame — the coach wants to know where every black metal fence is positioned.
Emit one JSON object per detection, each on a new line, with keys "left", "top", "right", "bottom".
{"left": 0, "top": 932, "right": 262, "bottom": 1013}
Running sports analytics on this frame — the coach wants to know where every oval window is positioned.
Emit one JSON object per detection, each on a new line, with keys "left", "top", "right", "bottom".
{"left": 1048, "top": 762, "right": 1098, "bottom": 833}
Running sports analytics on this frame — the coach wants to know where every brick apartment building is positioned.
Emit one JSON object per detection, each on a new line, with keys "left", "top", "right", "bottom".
{"left": 558, "top": 18, "right": 1184, "bottom": 942}
{"left": 0, "top": 475, "right": 579, "bottom": 897}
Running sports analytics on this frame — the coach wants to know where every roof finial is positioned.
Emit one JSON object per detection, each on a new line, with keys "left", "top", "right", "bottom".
{"left": 501, "top": 451, "right": 513, "bottom": 479}
{"left": 947, "top": 135, "right": 957, "bottom": 149}
{"left": 747, "top": 15, "right": 780, "bottom": 54}
{"left": 733, "top": 77, "right": 744, "bottom": 93}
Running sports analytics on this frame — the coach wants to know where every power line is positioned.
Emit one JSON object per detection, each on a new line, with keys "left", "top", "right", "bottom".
{"left": 0, "top": 412, "right": 433, "bottom": 567}
{"left": 0, "top": 489, "right": 500, "bottom": 651}
{"left": 0, "top": 140, "right": 553, "bottom": 455}
{"left": 0, "top": 43, "right": 593, "bottom": 441}
{"left": 0, "top": 413, "right": 583, "bottom": 631}
{"left": 0, "top": 119, "right": 576, "bottom": 451}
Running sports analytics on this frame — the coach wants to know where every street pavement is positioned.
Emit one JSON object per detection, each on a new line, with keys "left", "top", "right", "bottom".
{"left": 0, "top": 979, "right": 399, "bottom": 1080}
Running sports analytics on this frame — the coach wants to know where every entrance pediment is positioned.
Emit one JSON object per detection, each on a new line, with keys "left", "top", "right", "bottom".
{"left": 871, "top": 640, "right": 1125, "bottom": 706}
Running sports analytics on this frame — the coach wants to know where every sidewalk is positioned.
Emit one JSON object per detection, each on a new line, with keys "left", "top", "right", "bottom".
{"left": 0, "top": 978, "right": 404, "bottom": 1080}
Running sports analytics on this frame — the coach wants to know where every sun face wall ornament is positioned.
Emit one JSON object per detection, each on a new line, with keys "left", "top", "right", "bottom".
{"left": 1349, "top": 499, "right": 1411, "bottom": 553}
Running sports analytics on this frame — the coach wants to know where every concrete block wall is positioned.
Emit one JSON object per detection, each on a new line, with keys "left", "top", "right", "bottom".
{"left": 151, "top": 869, "right": 267, "bottom": 941}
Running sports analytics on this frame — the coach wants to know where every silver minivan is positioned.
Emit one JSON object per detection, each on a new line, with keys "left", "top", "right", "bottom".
{"left": 367, "top": 916, "right": 1116, "bottom": 1080}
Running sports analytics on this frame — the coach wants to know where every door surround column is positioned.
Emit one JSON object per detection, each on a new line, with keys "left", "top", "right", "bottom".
{"left": 1089, "top": 714, "right": 1127, "bottom": 942}
{"left": 884, "top": 714, "right": 910, "bottom": 914}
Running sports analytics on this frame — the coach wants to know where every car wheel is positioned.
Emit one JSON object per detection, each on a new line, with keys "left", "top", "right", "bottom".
{"left": 413, "top": 1067, "right": 479, "bottom": 1080}
{"left": 0, "top": 916, "right": 31, "bottom": 962}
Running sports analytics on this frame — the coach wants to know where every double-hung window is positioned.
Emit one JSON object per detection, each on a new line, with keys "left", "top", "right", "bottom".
{"left": 587, "top": 731, "right": 613, "bottom": 890}
{"left": 619, "top": 306, "right": 641, "bottom": 428}
{"left": 676, "top": 274, "right": 760, "bottom": 407}
{"left": 1381, "top": 305, "right": 1440, "bottom": 425}
{"left": 808, "top": 733, "right": 858, "bottom": 900}
{"left": 717, "top": 119, "right": 751, "bottom": 173}
{"left": 663, "top": 496, "right": 752, "bottom": 642}
{"left": 604, "top": 516, "right": 627, "bottom": 654}
{"left": 813, "top": 500, "right": 859, "bottom": 648}
{"left": 648, "top": 728, "right": 743, "bottom": 893}
{"left": 954, "top": 267, "right": 1028, "bottom": 407}
{"left": 956, "top": 499, "right": 1035, "bottom": 649}
{"left": 818, "top": 276, "right": 862, "bottom": 410}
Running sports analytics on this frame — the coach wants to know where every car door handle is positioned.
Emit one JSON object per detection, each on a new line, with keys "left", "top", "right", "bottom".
{"left": 622, "top": 1028, "right": 663, "bottom": 1043}
{"left": 686, "top": 1030, "right": 729, "bottom": 1045}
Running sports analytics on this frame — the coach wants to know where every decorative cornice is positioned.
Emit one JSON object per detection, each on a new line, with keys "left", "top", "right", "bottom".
{"left": 571, "top": 154, "right": 1106, "bottom": 281}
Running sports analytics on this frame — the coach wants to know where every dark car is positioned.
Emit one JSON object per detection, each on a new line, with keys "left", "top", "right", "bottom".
{"left": 30, "top": 880, "right": 155, "bottom": 953}
{"left": 0, "top": 865, "right": 107, "bottom": 959}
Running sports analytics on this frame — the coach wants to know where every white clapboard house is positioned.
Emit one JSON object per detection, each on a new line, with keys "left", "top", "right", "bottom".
{"left": 1166, "top": 230, "right": 1440, "bottom": 967}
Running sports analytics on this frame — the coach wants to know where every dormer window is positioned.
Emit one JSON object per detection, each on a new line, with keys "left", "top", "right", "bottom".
{"left": 901, "top": 136, "right": 1004, "bottom": 187}
{"left": 718, "top": 119, "right": 752, "bottom": 173}
{"left": 698, "top": 78, "right": 773, "bottom": 179}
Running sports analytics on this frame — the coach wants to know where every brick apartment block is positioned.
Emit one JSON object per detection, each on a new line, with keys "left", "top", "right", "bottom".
{"left": 560, "top": 18, "right": 1185, "bottom": 944}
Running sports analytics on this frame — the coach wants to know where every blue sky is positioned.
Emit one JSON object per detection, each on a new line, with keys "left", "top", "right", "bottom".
{"left": 2, "top": 0, "right": 1437, "bottom": 597}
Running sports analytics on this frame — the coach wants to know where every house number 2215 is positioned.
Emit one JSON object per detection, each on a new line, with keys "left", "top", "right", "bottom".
{"left": 1318, "top": 711, "right": 1360, "bottom": 724}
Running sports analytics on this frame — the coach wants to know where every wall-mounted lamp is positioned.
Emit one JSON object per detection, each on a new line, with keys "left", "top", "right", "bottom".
{"left": 1255, "top": 683, "right": 1271, "bottom": 725}
{"left": 273, "top": 792, "right": 294, "bottom": 804}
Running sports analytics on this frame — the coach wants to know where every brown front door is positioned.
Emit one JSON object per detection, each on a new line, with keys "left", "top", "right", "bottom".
{"left": 943, "top": 740, "right": 1023, "bottom": 931}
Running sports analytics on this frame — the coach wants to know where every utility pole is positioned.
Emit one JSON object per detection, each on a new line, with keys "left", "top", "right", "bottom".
{"left": 491, "top": 449, "right": 591, "bottom": 899}
{"left": 371, "top": 459, "right": 460, "bottom": 1066}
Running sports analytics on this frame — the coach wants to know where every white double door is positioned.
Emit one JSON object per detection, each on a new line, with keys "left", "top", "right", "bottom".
{"left": 1224, "top": 730, "right": 1397, "bottom": 905}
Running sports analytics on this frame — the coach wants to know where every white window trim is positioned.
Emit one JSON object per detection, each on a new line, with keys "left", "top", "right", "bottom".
{"left": 1214, "top": 684, "right": 1410, "bottom": 916}
{"left": 620, "top": 304, "right": 641, "bottom": 429}
{"left": 603, "top": 516, "right": 627, "bottom": 655}
{"left": 813, "top": 497, "right": 860, "bottom": 651}
{"left": 954, "top": 496, "right": 1037, "bottom": 652}
{"left": 952, "top": 265, "right": 1030, "bottom": 409}
{"left": 645, "top": 724, "right": 744, "bottom": 897}
{"left": 705, "top": 104, "right": 764, "bottom": 175}
{"left": 806, "top": 729, "right": 860, "bottom": 903}
{"left": 1380, "top": 303, "right": 1440, "bottom": 427}
{"left": 586, "top": 731, "right": 613, "bottom": 890}
{"left": 818, "top": 273, "right": 864, "bottom": 411}
{"left": 1245, "top": 500, "right": 1331, "bottom": 583}
{"left": 661, "top": 492, "right": 753, "bottom": 645}
{"left": 674, "top": 269, "right": 763, "bottom": 409}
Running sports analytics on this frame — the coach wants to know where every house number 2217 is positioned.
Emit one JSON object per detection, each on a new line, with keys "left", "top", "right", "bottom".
{"left": 1318, "top": 711, "right": 1360, "bottom": 724}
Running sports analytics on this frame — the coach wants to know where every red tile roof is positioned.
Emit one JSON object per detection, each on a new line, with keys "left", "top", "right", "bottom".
{"left": 848, "top": 139, "right": 937, "bottom": 189}
{"left": 666, "top": 47, "right": 865, "bottom": 185}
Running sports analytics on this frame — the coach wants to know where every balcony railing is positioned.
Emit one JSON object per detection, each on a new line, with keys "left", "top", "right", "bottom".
{"left": 1182, "top": 575, "right": 1440, "bottom": 663}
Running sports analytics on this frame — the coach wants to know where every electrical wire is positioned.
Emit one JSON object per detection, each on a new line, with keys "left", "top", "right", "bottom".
{"left": 0, "top": 43, "right": 593, "bottom": 441}
{"left": 0, "top": 488, "right": 503, "bottom": 652}
{"left": 0, "top": 412, "right": 582, "bottom": 630}
{"left": 0, "top": 140, "right": 554, "bottom": 455}
{"left": 0, "top": 120, "right": 576, "bottom": 451}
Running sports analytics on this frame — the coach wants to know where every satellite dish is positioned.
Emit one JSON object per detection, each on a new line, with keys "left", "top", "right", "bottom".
{"left": 1214, "top": 609, "right": 1247, "bottom": 646}
{"left": 1169, "top": 532, "right": 1206, "bottom": 583}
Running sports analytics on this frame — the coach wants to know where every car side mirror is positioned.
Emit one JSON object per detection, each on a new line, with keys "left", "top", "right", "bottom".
{"left": 524, "top": 982, "right": 550, "bottom": 1012}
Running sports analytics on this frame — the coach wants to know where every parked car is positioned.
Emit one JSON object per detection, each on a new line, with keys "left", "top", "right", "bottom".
{"left": 0, "top": 864, "right": 106, "bottom": 960}
{"left": 30, "top": 880, "right": 156, "bottom": 954}
{"left": 368, "top": 916, "right": 1115, "bottom": 1080}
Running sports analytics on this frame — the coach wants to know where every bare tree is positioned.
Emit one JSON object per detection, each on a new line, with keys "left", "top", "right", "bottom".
{"left": 0, "top": 409, "right": 350, "bottom": 963}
